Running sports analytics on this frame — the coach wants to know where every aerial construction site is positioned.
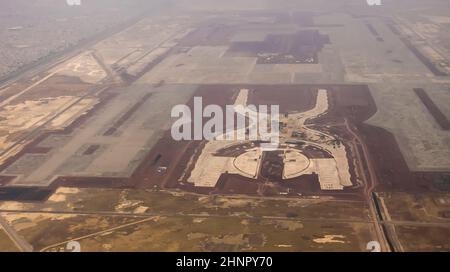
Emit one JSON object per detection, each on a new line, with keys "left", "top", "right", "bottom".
{"left": 0, "top": 0, "right": 449, "bottom": 252}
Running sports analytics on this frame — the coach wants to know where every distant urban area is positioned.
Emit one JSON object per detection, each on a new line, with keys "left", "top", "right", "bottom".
{"left": 0, "top": 0, "right": 153, "bottom": 80}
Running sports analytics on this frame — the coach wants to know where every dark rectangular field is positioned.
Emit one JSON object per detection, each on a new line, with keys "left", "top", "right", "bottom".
{"left": 414, "top": 88, "right": 450, "bottom": 130}
{"left": 226, "top": 30, "right": 330, "bottom": 64}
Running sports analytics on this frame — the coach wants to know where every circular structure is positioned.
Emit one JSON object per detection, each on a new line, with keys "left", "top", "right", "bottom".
{"left": 232, "top": 146, "right": 311, "bottom": 180}
{"left": 283, "top": 150, "right": 310, "bottom": 179}
{"left": 233, "top": 148, "right": 261, "bottom": 178}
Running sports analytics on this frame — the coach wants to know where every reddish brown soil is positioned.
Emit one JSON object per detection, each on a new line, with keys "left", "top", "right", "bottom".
{"left": 215, "top": 142, "right": 256, "bottom": 157}
{"left": 302, "top": 145, "right": 333, "bottom": 159}
{"left": 260, "top": 151, "right": 284, "bottom": 180}
{"left": 225, "top": 30, "right": 330, "bottom": 64}
{"left": 214, "top": 174, "right": 260, "bottom": 195}
{"left": 247, "top": 85, "right": 317, "bottom": 113}
{"left": 52, "top": 176, "right": 128, "bottom": 189}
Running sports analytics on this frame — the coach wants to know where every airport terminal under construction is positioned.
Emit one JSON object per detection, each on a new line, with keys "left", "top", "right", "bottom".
{"left": 0, "top": 0, "right": 450, "bottom": 252}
